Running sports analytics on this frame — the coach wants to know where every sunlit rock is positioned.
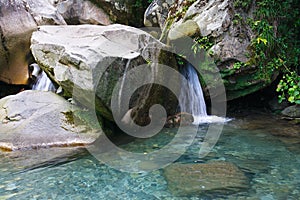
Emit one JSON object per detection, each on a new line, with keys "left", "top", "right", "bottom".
{"left": 0, "top": 90, "right": 99, "bottom": 151}
{"left": 31, "top": 24, "right": 179, "bottom": 123}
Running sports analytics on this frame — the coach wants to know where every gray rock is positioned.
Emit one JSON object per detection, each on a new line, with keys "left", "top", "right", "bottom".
{"left": 91, "top": 0, "right": 148, "bottom": 27}
{"left": 282, "top": 105, "right": 300, "bottom": 118}
{"left": 163, "top": 161, "right": 249, "bottom": 196}
{"left": 144, "top": 0, "right": 174, "bottom": 29}
{"left": 167, "top": 0, "right": 253, "bottom": 62}
{"left": 168, "top": 20, "right": 200, "bottom": 41}
{"left": 52, "top": 0, "right": 112, "bottom": 25}
{"left": 0, "top": 90, "right": 99, "bottom": 151}
{"left": 30, "top": 24, "right": 177, "bottom": 122}
{"left": 268, "top": 97, "right": 290, "bottom": 111}
{"left": 0, "top": 0, "right": 66, "bottom": 85}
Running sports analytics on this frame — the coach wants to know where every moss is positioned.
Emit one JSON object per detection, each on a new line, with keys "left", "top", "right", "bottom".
{"left": 62, "top": 111, "right": 75, "bottom": 125}
{"left": 73, "top": 109, "right": 103, "bottom": 130}
{"left": 62, "top": 109, "right": 103, "bottom": 131}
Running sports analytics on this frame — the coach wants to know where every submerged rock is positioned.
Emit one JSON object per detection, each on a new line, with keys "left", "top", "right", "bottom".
{"left": 165, "top": 112, "right": 194, "bottom": 127}
{"left": 163, "top": 161, "right": 249, "bottom": 196}
{"left": 0, "top": 90, "right": 99, "bottom": 151}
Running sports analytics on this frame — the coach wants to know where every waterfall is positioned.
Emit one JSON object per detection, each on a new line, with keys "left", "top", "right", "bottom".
{"left": 178, "top": 63, "right": 207, "bottom": 124}
{"left": 31, "top": 64, "right": 56, "bottom": 92}
{"left": 179, "top": 63, "right": 228, "bottom": 124}
{"left": 118, "top": 59, "right": 131, "bottom": 105}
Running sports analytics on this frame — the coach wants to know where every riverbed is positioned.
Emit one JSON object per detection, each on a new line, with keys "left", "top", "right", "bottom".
{"left": 0, "top": 112, "right": 299, "bottom": 199}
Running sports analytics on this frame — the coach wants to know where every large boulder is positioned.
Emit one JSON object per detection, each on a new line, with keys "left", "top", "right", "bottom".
{"left": 0, "top": 0, "right": 66, "bottom": 85}
{"left": 163, "top": 161, "right": 249, "bottom": 196}
{"left": 0, "top": 90, "right": 99, "bottom": 151}
{"left": 30, "top": 24, "right": 179, "bottom": 123}
{"left": 146, "top": 0, "right": 277, "bottom": 100}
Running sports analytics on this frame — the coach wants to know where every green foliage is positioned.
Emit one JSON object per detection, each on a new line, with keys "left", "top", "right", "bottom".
{"left": 191, "top": 36, "right": 214, "bottom": 54}
{"left": 237, "top": 0, "right": 300, "bottom": 104}
{"left": 233, "top": 0, "right": 252, "bottom": 10}
{"left": 133, "top": 0, "right": 151, "bottom": 7}
{"left": 277, "top": 72, "right": 300, "bottom": 104}
{"left": 247, "top": 19, "right": 279, "bottom": 81}
{"left": 233, "top": 13, "right": 243, "bottom": 25}
{"left": 233, "top": 62, "right": 245, "bottom": 70}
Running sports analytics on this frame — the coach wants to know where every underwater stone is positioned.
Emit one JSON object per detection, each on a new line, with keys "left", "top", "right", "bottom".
{"left": 163, "top": 161, "right": 249, "bottom": 196}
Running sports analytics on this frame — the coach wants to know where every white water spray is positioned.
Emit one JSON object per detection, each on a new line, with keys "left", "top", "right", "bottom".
{"left": 31, "top": 64, "right": 56, "bottom": 92}
{"left": 179, "top": 63, "right": 228, "bottom": 124}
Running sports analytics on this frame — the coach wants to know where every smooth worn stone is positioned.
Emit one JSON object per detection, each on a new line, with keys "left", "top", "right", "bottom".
{"left": 281, "top": 105, "right": 300, "bottom": 118}
{"left": 163, "top": 161, "right": 249, "bottom": 196}
{"left": 0, "top": 90, "right": 99, "bottom": 151}
{"left": 168, "top": 20, "right": 200, "bottom": 41}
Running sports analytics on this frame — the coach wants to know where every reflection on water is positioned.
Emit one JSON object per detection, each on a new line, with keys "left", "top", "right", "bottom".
{"left": 0, "top": 114, "right": 299, "bottom": 199}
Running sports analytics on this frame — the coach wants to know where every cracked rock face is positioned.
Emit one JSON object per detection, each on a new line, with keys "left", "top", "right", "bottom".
{"left": 0, "top": 90, "right": 99, "bottom": 151}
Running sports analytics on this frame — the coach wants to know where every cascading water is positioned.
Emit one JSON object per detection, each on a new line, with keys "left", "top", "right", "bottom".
{"left": 179, "top": 63, "right": 207, "bottom": 124}
{"left": 31, "top": 64, "right": 56, "bottom": 92}
{"left": 179, "top": 63, "right": 227, "bottom": 124}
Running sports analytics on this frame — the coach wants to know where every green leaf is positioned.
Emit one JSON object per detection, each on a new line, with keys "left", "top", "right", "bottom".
{"left": 288, "top": 96, "right": 295, "bottom": 103}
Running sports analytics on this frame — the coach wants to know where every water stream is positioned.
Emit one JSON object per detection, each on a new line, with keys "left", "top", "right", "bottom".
{"left": 178, "top": 63, "right": 207, "bottom": 117}
{"left": 31, "top": 64, "right": 56, "bottom": 92}
{"left": 179, "top": 63, "right": 227, "bottom": 124}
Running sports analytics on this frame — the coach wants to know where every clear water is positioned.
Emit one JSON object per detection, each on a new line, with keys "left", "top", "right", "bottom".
{"left": 0, "top": 115, "right": 299, "bottom": 199}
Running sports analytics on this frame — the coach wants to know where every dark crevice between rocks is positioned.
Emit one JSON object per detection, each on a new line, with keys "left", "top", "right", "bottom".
{"left": 0, "top": 26, "right": 10, "bottom": 65}
{"left": 227, "top": 76, "right": 285, "bottom": 117}
{"left": 0, "top": 81, "right": 29, "bottom": 99}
